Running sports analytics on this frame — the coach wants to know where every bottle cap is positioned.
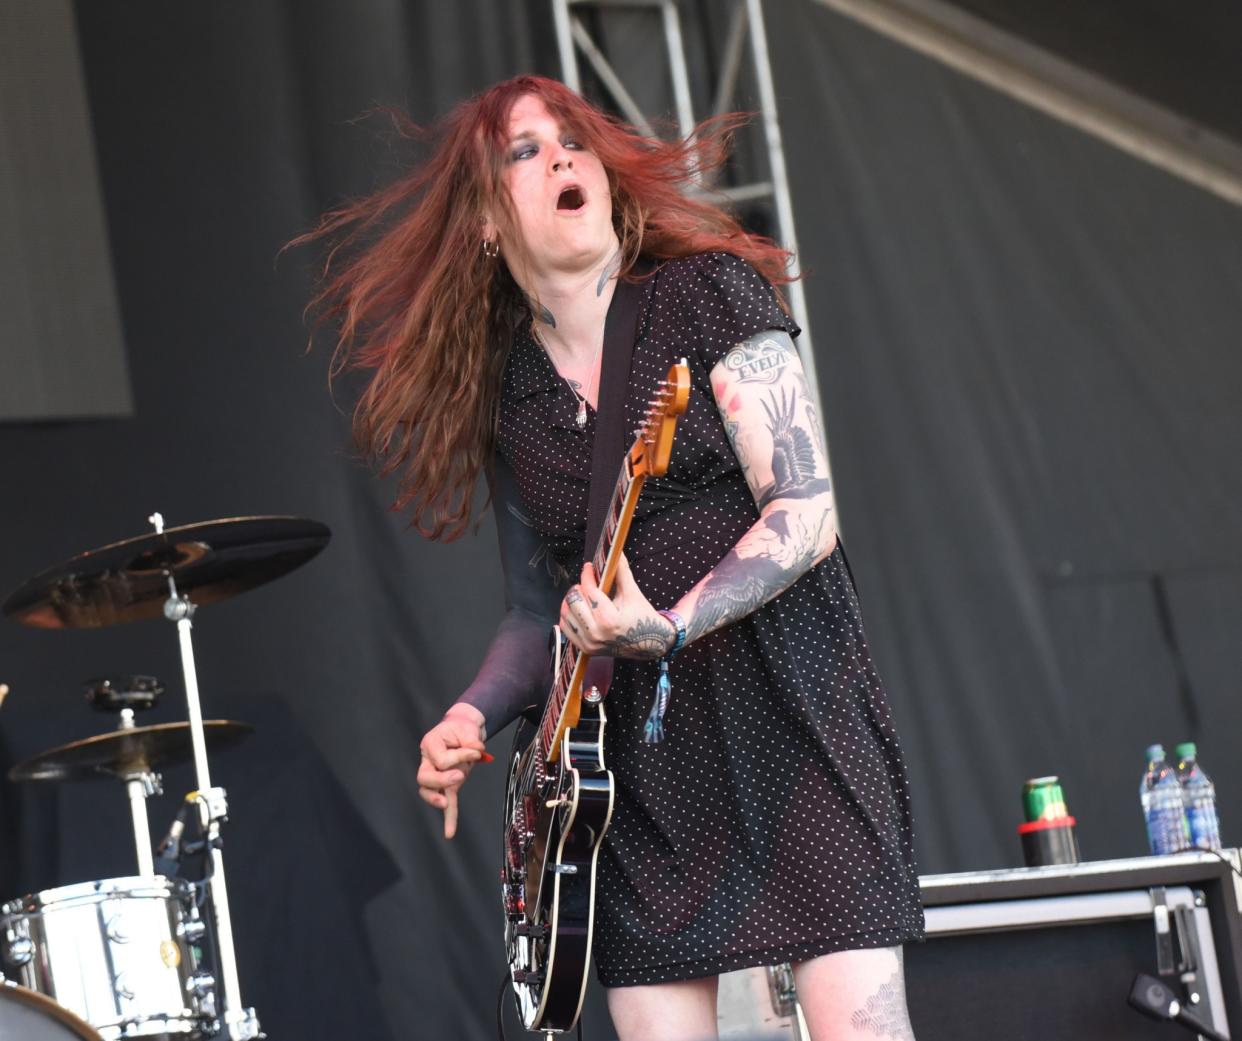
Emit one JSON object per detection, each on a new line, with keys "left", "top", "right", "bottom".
{"left": 1174, "top": 742, "right": 1197, "bottom": 760}
{"left": 1144, "top": 744, "right": 1167, "bottom": 764}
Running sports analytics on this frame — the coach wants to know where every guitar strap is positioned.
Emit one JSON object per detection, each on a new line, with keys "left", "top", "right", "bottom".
{"left": 578, "top": 260, "right": 650, "bottom": 699}
{"left": 583, "top": 259, "right": 652, "bottom": 559}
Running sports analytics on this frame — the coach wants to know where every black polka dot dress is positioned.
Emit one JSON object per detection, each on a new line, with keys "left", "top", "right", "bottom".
{"left": 496, "top": 252, "right": 924, "bottom": 987}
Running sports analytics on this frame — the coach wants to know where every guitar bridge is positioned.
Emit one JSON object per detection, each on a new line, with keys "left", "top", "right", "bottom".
{"left": 512, "top": 921, "right": 550, "bottom": 939}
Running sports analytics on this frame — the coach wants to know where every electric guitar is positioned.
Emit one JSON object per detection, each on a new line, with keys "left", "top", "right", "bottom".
{"left": 501, "top": 360, "right": 691, "bottom": 1033}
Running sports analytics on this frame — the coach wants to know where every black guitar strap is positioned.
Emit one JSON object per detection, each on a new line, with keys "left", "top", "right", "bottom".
{"left": 575, "top": 261, "right": 651, "bottom": 700}
{"left": 583, "top": 260, "right": 651, "bottom": 561}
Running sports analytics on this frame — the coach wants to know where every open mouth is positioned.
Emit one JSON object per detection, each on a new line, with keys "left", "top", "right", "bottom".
{"left": 556, "top": 185, "right": 586, "bottom": 211}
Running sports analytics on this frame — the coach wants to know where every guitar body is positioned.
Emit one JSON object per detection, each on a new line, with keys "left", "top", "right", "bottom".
{"left": 501, "top": 632, "right": 615, "bottom": 1032}
{"left": 497, "top": 360, "right": 689, "bottom": 1034}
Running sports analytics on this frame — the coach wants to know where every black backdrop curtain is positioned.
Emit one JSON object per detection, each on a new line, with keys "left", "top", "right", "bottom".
{"left": 0, "top": 2, "right": 1239, "bottom": 1039}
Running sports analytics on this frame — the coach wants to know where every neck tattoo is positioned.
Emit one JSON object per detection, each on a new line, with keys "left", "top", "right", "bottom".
{"left": 526, "top": 293, "right": 556, "bottom": 328}
{"left": 531, "top": 324, "right": 602, "bottom": 430}
{"left": 596, "top": 247, "right": 622, "bottom": 297}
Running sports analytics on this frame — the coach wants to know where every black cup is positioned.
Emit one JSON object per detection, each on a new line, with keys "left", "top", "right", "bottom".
{"left": 1018, "top": 816, "right": 1080, "bottom": 867}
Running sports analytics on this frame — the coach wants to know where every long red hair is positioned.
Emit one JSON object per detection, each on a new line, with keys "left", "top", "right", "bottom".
{"left": 301, "top": 75, "right": 793, "bottom": 540}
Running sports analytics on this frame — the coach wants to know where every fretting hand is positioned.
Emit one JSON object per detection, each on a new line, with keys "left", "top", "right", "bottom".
{"left": 558, "top": 555, "right": 675, "bottom": 660}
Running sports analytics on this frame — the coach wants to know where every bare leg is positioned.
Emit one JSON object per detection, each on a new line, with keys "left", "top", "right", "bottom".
{"left": 607, "top": 975, "right": 720, "bottom": 1041}
{"left": 793, "top": 947, "right": 915, "bottom": 1041}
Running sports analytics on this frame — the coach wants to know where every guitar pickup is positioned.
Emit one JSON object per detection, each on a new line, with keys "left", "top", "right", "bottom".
{"left": 512, "top": 921, "right": 550, "bottom": 939}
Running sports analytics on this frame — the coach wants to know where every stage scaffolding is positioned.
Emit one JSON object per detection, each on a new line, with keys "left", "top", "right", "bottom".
{"left": 549, "top": 0, "right": 823, "bottom": 417}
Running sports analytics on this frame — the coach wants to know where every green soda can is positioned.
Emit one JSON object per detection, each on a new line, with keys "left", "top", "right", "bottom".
{"left": 1023, "top": 776, "right": 1069, "bottom": 822}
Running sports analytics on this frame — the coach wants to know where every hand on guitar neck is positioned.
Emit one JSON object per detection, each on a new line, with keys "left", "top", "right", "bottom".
{"left": 417, "top": 702, "right": 490, "bottom": 838}
{"left": 559, "top": 554, "right": 675, "bottom": 660}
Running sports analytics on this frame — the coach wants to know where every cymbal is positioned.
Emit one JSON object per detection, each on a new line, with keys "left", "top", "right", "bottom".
{"left": 8, "top": 720, "right": 254, "bottom": 782}
{"left": 3, "top": 515, "right": 330, "bottom": 628}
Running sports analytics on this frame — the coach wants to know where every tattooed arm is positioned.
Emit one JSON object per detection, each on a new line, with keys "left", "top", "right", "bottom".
{"left": 559, "top": 329, "right": 835, "bottom": 661}
{"left": 673, "top": 329, "right": 836, "bottom": 644}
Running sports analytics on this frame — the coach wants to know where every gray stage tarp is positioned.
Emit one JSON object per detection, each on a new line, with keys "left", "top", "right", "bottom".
{"left": 0, "top": 2, "right": 1238, "bottom": 1038}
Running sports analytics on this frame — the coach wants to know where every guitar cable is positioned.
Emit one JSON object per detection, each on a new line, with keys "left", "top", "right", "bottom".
{"left": 495, "top": 972, "right": 584, "bottom": 1041}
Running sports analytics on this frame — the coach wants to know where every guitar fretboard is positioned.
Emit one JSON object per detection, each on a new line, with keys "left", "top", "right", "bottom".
{"left": 537, "top": 454, "right": 637, "bottom": 760}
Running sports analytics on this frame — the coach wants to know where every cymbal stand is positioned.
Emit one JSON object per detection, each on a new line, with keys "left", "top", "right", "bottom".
{"left": 150, "top": 513, "right": 261, "bottom": 1040}
{"left": 116, "top": 708, "right": 160, "bottom": 877}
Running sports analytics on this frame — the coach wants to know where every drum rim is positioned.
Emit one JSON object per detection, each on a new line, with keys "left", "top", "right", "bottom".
{"left": 0, "top": 980, "right": 103, "bottom": 1040}
{"left": 2, "top": 875, "right": 191, "bottom": 915}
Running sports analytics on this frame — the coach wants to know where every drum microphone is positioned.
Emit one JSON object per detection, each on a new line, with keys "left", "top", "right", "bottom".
{"left": 153, "top": 795, "right": 196, "bottom": 875}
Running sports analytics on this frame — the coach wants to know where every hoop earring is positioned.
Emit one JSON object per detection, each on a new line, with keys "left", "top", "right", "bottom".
{"left": 482, "top": 238, "right": 499, "bottom": 259}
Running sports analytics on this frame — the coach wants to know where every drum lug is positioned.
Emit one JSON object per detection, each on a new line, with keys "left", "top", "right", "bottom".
{"left": 177, "top": 917, "right": 207, "bottom": 943}
{"left": 113, "top": 970, "right": 135, "bottom": 1001}
{"left": 187, "top": 970, "right": 215, "bottom": 998}
{"left": 225, "top": 1006, "right": 263, "bottom": 1040}
{"left": 106, "top": 916, "right": 131, "bottom": 943}
{"left": 4, "top": 936, "right": 33, "bottom": 967}
{"left": 188, "top": 970, "right": 218, "bottom": 1020}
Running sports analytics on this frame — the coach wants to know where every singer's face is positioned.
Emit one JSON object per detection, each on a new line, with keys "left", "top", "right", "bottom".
{"left": 496, "top": 95, "right": 615, "bottom": 277}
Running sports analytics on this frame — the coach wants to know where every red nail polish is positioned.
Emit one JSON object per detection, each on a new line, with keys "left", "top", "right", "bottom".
{"left": 480, "top": 752, "right": 495, "bottom": 763}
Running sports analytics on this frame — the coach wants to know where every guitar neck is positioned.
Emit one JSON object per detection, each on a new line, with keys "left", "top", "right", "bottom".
{"left": 538, "top": 451, "right": 645, "bottom": 762}
{"left": 531, "top": 359, "right": 690, "bottom": 763}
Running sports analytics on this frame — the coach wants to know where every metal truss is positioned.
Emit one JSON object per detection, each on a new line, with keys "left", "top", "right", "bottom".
{"left": 551, "top": 0, "right": 822, "bottom": 414}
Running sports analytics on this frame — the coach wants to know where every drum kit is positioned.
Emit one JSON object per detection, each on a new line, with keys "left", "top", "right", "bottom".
{"left": 0, "top": 513, "right": 330, "bottom": 1041}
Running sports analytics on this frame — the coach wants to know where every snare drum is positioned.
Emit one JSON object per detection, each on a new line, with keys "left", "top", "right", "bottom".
{"left": 0, "top": 980, "right": 103, "bottom": 1040}
{"left": 1, "top": 877, "right": 215, "bottom": 1040}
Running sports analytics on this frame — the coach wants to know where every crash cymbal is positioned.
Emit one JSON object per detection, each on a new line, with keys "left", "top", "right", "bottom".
{"left": 3, "top": 516, "right": 330, "bottom": 628}
{"left": 8, "top": 720, "right": 254, "bottom": 782}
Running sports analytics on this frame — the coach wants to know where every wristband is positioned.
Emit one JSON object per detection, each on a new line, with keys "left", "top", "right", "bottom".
{"left": 656, "top": 609, "right": 687, "bottom": 659}
{"left": 644, "top": 609, "right": 687, "bottom": 745}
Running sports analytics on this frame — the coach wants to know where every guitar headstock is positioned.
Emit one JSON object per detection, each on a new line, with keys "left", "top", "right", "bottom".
{"left": 631, "top": 360, "right": 691, "bottom": 478}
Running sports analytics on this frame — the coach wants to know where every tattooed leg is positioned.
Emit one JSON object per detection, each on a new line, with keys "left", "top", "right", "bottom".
{"left": 794, "top": 947, "right": 916, "bottom": 1041}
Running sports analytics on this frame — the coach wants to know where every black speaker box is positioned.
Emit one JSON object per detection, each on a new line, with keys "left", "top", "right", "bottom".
{"left": 906, "top": 852, "right": 1242, "bottom": 1041}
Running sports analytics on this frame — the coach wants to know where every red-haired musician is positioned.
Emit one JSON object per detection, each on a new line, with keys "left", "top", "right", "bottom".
{"left": 307, "top": 75, "right": 922, "bottom": 1041}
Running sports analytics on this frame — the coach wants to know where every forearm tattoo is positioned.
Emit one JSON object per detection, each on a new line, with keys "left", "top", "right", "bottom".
{"left": 685, "top": 508, "right": 828, "bottom": 642}
{"left": 601, "top": 617, "right": 674, "bottom": 660}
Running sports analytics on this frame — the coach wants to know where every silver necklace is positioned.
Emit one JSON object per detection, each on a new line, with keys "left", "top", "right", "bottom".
{"left": 531, "top": 324, "right": 602, "bottom": 430}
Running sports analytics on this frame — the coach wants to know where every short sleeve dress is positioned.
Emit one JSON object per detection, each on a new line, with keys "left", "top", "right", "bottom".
{"left": 496, "top": 252, "right": 924, "bottom": 987}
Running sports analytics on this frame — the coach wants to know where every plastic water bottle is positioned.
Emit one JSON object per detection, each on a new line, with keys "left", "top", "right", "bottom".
{"left": 1141, "top": 744, "right": 1190, "bottom": 855}
{"left": 1175, "top": 742, "right": 1222, "bottom": 850}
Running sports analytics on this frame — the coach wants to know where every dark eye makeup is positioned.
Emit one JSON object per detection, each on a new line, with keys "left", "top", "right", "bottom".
{"left": 509, "top": 134, "right": 585, "bottom": 163}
